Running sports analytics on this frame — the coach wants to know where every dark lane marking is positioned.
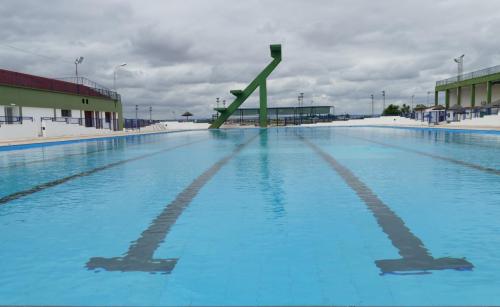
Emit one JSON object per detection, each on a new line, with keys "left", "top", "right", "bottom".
{"left": 86, "top": 133, "right": 259, "bottom": 274}
{"left": 348, "top": 134, "right": 500, "bottom": 176}
{"left": 0, "top": 139, "right": 206, "bottom": 206}
{"left": 299, "top": 135, "right": 473, "bottom": 274}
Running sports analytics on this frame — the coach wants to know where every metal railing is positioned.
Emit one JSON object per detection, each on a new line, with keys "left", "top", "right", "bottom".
{"left": 41, "top": 117, "right": 83, "bottom": 125}
{"left": 41, "top": 117, "right": 119, "bottom": 131}
{"left": 0, "top": 116, "right": 33, "bottom": 124}
{"left": 124, "top": 118, "right": 161, "bottom": 130}
{"left": 56, "top": 77, "right": 121, "bottom": 101}
{"left": 0, "top": 69, "right": 120, "bottom": 101}
{"left": 436, "top": 64, "right": 500, "bottom": 86}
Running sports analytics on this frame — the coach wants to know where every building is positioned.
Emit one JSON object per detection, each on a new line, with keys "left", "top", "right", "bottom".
{"left": 435, "top": 64, "right": 500, "bottom": 109}
{"left": 414, "top": 105, "right": 446, "bottom": 124}
{"left": 0, "top": 69, "right": 123, "bottom": 140}
{"left": 215, "top": 105, "right": 334, "bottom": 126}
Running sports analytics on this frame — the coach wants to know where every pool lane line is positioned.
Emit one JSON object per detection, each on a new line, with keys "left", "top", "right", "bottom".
{"left": 347, "top": 134, "right": 500, "bottom": 176}
{"left": 86, "top": 132, "right": 260, "bottom": 274}
{"left": 0, "top": 139, "right": 207, "bottom": 206}
{"left": 298, "top": 135, "right": 473, "bottom": 275}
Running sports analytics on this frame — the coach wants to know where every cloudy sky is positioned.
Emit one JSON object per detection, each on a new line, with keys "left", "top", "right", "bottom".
{"left": 1, "top": 0, "right": 500, "bottom": 119}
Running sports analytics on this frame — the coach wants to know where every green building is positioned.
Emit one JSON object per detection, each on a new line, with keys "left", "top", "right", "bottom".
{"left": 435, "top": 65, "right": 500, "bottom": 109}
{"left": 0, "top": 69, "right": 123, "bottom": 138}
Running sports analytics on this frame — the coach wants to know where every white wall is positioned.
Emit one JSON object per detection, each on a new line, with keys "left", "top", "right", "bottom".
{"left": 446, "top": 82, "right": 500, "bottom": 107}
{"left": 0, "top": 106, "right": 121, "bottom": 141}
{"left": 475, "top": 83, "right": 487, "bottom": 105}
{"left": 460, "top": 86, "right": 471, "bottom": 107}
{"left": 43, "top": 120, "right": 114, "bottom": 138}
{"left": 493, "top": 84, "right": 500, "bottom": 103}
{"left": 0, "top": 121, "right": 39, "bottom": 140}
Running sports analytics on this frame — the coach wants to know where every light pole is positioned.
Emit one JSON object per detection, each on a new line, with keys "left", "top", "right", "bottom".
{"left": 370, "top": 94, "right": 374, "bottom": 117}
{"left": 135, "top": 105, "right": 139, "bottom": 130}
{"left": 113, "top": 63, "right": 127, "bottom": 91}
{"left": 149, "top": 105, "right": 152, "bottom": 123}
{"left": 74, "top": 56, "right": 84, "bottom": 80}
{"left": 427, "top": 91, "right": 432, "bottom": 106}
{"left": 454, "top": 54, "right": 465, "bottom": 81}
{"left": 381, "top": 90, "right": 386, "bottom": 113}
{"left": 411, "top": 94, "right": 415, "bottom": 109}
{"left": 299, "top": 92, "right": 304, "bottom": 124}
{"left": 216, "top": 97, "right": 220, "bottom": 108}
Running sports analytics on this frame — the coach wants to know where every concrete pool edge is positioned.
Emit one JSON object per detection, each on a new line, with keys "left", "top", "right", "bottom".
{"left": 0, "top": 129, "right": 208, "bottom": 151}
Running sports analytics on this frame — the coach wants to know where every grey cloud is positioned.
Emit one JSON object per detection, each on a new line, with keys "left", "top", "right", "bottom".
{"left": 2, "top": 0, "right": 500, "bottom": 119}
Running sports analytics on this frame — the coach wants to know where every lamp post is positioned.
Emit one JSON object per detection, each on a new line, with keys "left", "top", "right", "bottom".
{"left": 135, "top": 105, "right": 139, "bottom": 130}
{"left": 370, "top": 94, "right": 374, "bottom": 117}
{"left": 454, "top": 54, "right": 465, "bottom": 81}
{"left": 113, "top": 63, "right": 127, "bottom": 91}
{"left": 299, "top": 92, "right": 304, "bottom": 124}
{"left": 411, "top": 94, "right": 415, "bottom": 109}
{"left": 427, "top": 91, "right": 432, "bottom": 106}
{"left": 74, "top": 57, "right": 84, "bottom": 80}
{"left": 149, "top": 105, "right": 152, "bottom": 123}
{"left": 381, "top": 90, "right": 386, "bottom": 113}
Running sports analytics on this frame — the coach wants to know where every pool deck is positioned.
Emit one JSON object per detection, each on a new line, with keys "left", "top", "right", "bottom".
{"left": 0, "top": 122, "right": 210, "bottom": 149}
{"left": 300, "top": 115, "right": 500, "bottom": 132}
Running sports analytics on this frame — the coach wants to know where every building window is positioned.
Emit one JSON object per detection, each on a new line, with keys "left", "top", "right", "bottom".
{"left": 61, "top": 109, "right": 72, "bottom": 117}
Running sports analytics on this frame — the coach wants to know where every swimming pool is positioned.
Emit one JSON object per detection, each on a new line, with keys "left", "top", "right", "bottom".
{"left": 1, "top": 127, "right": 500, "bottom": 306}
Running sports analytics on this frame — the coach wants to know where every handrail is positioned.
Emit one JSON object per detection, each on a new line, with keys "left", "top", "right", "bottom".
{"left": 41, "top": 117, "right": 83, "bottom": 125}
{"left": 0, "top": 116, "right": 33, "bottom": 124}
{"left": 0, "top": 69, "right": 120, "bottom": 101}
{"left": 56, "top": 77, "right": 121, "bottom": 101}
{"left": 436, "top": 64, "right": 500, "bottom": 86}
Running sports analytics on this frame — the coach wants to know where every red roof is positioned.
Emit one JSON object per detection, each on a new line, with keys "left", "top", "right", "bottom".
{"left": 0, "top": 69, "right": 111, "bottom": 99}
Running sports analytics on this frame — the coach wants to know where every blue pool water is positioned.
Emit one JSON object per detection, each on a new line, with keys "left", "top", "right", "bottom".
{"left": 1, "top": 127, "right": 500, "bottom": 306}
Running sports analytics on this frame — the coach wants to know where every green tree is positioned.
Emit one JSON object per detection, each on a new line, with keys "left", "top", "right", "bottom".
{"left": 400, "top": 104, "right": 411, "bottom": 116}
{"left": 382, "top": 104, "right": 401, "bottom": 116}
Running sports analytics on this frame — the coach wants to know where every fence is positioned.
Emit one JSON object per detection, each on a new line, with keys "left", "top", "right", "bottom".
{"left": 0, "top": 69, "right": 120, "bottom": 101}
{"left": 41, "top": 117, "right": 119, "bottom": 131}
{"left": 436, "top": 65, "right": 500, "bottom": 86}
{"left": 0, "top": 116, "right": 33, "bottom": 125}
{"left": 124, "top": 119, "right": 162, "bottom": 129}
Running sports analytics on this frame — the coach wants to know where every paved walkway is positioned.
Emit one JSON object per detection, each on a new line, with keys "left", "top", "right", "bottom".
{"left": 0, "top": 129, "right": 204, "bottom": 148}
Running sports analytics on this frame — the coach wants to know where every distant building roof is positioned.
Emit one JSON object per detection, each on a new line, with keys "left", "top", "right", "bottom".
{"left": 215, "top": 105, "right": 333, "bottom": 116}
{"left": 0, "top": 69, "right": 119, "bottom": 100}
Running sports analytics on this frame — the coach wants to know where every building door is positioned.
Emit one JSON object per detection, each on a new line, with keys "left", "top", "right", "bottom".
{"left": 4, "top": 106, "right": 19, "bottom": 124}
{"left": 95, "top": 112, "right": 101, "bottom": 129}
{"left": 105, "top": 112, "right": 111, "bottom": 130}
{"left": 4, "top": 107, "right": 14, "bottom": 124}
{"left": 84, "top": 111, "right": 93, "bottom": 127}
{"left": 112, "top": 112, "right": 117, "bottom": 131}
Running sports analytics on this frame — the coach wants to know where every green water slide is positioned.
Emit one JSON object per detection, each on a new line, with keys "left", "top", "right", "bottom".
{"left": 209, "top": 44, "right": 282, "bottom": 129}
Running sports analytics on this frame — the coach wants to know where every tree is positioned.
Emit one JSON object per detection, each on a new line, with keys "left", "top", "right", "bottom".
{"left": 400, "top": 104, "right": 411, "bottom": 116}
{"left": 382, "top": 104, "right": 401, "bottom": 116}
{"left": 182, "top": 111, "right": 193, "bottom": 121}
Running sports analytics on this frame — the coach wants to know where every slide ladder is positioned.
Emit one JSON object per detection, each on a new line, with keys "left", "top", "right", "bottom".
{"left": 209, "top": 44, "right": 282, "bottom": 128}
